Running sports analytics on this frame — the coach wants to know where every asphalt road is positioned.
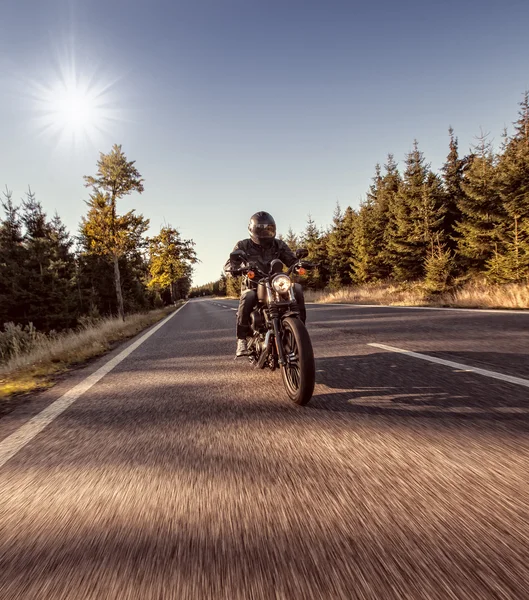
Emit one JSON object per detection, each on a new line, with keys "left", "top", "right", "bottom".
{"left": 1, "top": 299, "right": 529, "bottom": 599}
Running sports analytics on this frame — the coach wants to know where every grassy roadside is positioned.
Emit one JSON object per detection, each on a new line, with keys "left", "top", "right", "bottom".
{"left": 0, "top": 305, "right": 182, "bottom": 406}
{"left": 304, "top": 281, "right": 529, "bottom": 310}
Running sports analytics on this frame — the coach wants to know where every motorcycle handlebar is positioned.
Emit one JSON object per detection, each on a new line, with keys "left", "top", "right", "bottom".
{"left": 227, "top": 260, "right": 314, "bottom": 278}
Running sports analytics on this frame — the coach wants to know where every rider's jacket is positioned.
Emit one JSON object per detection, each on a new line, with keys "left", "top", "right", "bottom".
{"left": 224, "top": 238, "right": 298, "bottom": 288}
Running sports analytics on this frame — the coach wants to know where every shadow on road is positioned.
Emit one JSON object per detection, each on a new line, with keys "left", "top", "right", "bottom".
{"left": 310, "top": 352, "right": 529, "bottom": 429}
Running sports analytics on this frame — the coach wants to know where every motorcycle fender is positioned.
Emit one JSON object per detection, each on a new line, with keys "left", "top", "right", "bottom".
{"left": 281, "top": 310, "right": 300, "bottom": 320}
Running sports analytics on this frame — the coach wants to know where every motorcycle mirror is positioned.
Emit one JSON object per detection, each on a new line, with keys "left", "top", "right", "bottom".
{"left": 230, "top": 249, "right": 247, "bottom": 261}
{"left": 295, "top": 248, "right": 309, "bottom": 259}
{"left": 270, "top": 259, "right": 284, "bottom": 274}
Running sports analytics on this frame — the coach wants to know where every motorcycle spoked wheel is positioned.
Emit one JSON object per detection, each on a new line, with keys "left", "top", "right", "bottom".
{"left": 280, "top": 317, "right": 315, "bottom": 405}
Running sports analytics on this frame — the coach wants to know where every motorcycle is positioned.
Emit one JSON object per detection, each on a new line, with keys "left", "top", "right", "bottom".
{"left": 228, "top": 248, "right": 316, "bottom": 406}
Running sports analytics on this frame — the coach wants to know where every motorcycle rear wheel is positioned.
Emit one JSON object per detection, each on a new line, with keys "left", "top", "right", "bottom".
{"left": 280, "top": 317, "right": 315, "bottom": 405}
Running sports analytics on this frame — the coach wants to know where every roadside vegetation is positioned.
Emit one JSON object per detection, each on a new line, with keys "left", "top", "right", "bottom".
{"left": 1, "top": 145, "right": 196, "bottom": 402}
{"left": 304, "top": 281, "right": 529, "bottom": 310}
{"left": 193, "top": 92, "right": 529, "bottom": 309}
{"left": 0, "top": 307, "right": 178, "bottom": 402}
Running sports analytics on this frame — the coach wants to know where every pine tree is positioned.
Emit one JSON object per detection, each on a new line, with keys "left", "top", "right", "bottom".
{"left": 225, "top": 275, "right": 243, "bottom": 298}
{"left": 19, "top": 188, "right": 78, "bottom": 330}
{"left": 284, "top": 227, "right": 299, "bottom": 251}
{"left": 492, "top": 92, "right": 529, "bottom": 281}
{"left": 327, "top": 203, "right": 357, "bottom": 287}
{"left": 0, "top": 188, "right": 27, "bottom": 326}
{"left": 380, "top": 155, "right": 402, "bottom": 276}
{"left": 351, "top": 196, "right": 377, "bottom": 283}
{"left": 424, "top": 234, "right": 455, "bottom": 294}
{"left": 218, "top": 272, "right": 227, "bottom": 295}
{"left": 83, "top": 145, "right": 145, "bottom": 320}
{"left": 456, "top": 133, "right": 503, "bottom": 275}
{"left": 387, "top": 142, "right": 445, "bottom": 280}
{"left": 441, "top": 128, "right": 465, "bottom": 252}
{"left": 352, "top": 163, "right": 398, "bottom": 283}
{"left": 300, "top": 215, "right": 329, "bottom": 289}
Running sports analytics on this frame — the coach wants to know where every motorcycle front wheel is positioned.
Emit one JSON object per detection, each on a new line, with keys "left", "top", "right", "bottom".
{"left": 280, "top": 317, "right": 315, "bottom": 405}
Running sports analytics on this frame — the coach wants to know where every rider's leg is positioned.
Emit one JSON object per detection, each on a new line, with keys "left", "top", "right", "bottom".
{"left": 236, "top": 289, "right": 257, "bottom": 339}
{"left": 235, "top": 289, "right": 257, "bottom": 356}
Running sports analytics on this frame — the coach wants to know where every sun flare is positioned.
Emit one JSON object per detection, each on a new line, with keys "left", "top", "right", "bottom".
{"left": 29, "top": 57, "right": 122, "bottom": 150}
{"left": 56, "top": 86, "right": 93, "bottom": 125}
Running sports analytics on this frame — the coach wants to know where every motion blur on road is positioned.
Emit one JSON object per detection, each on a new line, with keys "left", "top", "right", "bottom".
{"left": 1, "top": 299, "right": 528, "bottom": 599}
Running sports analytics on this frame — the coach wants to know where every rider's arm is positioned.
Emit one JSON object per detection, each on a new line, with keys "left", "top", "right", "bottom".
{"left": 223, "top": 241, "right": 244, "bottom": 276}
{"left": 278, "top": 240, "right": 298, "bottom": 268}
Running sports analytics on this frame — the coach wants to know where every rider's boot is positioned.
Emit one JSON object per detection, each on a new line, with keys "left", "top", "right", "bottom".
{"left": 236, "top": 338, "right": 249, "bottom": 357}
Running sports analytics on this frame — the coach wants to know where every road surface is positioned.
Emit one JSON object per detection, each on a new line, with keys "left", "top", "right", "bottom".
{"left": 1, "top": 299, "right": 528, "bottom": 599}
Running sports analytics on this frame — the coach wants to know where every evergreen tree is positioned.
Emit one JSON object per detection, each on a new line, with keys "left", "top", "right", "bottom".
{"left": 387, "top": 142, "right": 445, "bottom": 280}
{"left": 19, "top": 188, "right": 77, "bottom": 330}
{"left": 352, "top": 162, "right": 398, "bottom": 283}
{"left": 218, "top": 272, "right": 227, "bottom": 295}
{"left": 380, "top": 155, "right": 402, "bottom": 275}
{"left": 225, "top": 275, "right": 243, "bottom": 298}
{"left": 190, "top": 275, "right": 228, "bottom": 298}
{"left": 0, "top": 188, "right": 27, "bottom": 326}
{"left": 83, "top": 145, "right": 145, "bottom": 320}
{"left": 492, "top": 92, "right": 529, "bottom": 281}
{"left": 284, "top": 227, "right": 299, "bottom": 251}
{"left": 351, "top": 195, "right": 377, "bottom": 283}
{"left": 327, "top": 204, "right": 357, "bottom": 287}
{"left": 424, "top": 234, "right": 455, "bottom": 294}
{"left": 300, "top": 215, "right": 329, "bottom": 289}
{"left": 456, "top": 133, "right": 502, "bottom": 275}
{"left": 441, "top": 128, "right": 465, "bottom": 252}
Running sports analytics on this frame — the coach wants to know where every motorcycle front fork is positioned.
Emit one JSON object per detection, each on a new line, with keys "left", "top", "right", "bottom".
{"left": 272, "top": 318, "right": 287, "bottom": 366}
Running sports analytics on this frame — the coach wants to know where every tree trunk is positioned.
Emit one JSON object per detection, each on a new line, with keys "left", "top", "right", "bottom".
{"left": 113, "top": 253, "right": 125, "bottom": 321}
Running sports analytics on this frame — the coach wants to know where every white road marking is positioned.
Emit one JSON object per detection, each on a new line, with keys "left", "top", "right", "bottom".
{"left": 307, "top": 303, "right": 529, "bottom": 315}
{"left": 369, "top": 342, "right": 529, "bottom": 389}
{"left": 0, "top": 303, "right": 188, "bottom": 469}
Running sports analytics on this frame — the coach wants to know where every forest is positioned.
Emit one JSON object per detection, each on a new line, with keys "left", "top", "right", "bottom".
{"left": 192, "top": 93, "right": 529, "bottom": 300}
{"left": 0, "top": 145, "right": 197, "bottom": 335}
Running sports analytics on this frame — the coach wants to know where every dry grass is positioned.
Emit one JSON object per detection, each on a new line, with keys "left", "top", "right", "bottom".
{"left": 305, "top": 282, "right": 429, "bottom": 307}
{"left": 443, "top": 281, "right": 529, "bottom": 309}
{"left": 305, "top": 280, "right": 529, "bottom": 310}
{"left": 0, "top": 306, "right": 179, "bottom": 402}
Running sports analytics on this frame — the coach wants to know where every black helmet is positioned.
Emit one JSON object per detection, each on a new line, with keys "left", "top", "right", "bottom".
{"left": 248, "top": 211, "right": 276, "bottom": 247}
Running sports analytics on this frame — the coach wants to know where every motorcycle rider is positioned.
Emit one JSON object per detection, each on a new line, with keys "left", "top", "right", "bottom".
{"left": 224, "top": 211, "right": 307, "bottom": 357}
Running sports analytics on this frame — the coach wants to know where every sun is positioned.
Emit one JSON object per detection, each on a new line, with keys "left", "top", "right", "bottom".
{"left": 51, "top": 84, "right": 97, "bottom": 130}
{"left": 29, "top": 58, "right": 122, "bottom": 150}
{"left": 44, "top": 81, "right": 99, "bottom": 136}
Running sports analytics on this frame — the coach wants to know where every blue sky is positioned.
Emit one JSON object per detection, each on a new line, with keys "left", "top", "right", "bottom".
{"left": 1, "top": 0, "right": 528, "bottom": 285}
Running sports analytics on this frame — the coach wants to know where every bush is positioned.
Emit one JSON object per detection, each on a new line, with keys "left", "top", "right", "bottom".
{"left": 0, "top": 323, "right": 47, "bottom": 364}
{"left": 424, "top": 244, "right": 454, "bottom": 294}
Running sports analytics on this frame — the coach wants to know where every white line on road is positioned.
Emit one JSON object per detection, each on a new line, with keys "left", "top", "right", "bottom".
{"left": 369, "top": 343, "right": 529, "bottom": 389}
{"left": 0, "top": 303, "right": 189, "bottom": 469}
{"left": 308, "top": 303, "right": 529, "bottom": 315}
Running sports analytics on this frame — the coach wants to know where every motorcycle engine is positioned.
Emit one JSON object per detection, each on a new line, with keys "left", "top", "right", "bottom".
{"left": 250, "top": 310, "right": 265, "bottom": 332}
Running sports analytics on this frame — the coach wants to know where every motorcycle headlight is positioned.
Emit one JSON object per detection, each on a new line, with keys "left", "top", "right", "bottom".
{"left": 272, "top": 274, "right": 292, "bottom": 294}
